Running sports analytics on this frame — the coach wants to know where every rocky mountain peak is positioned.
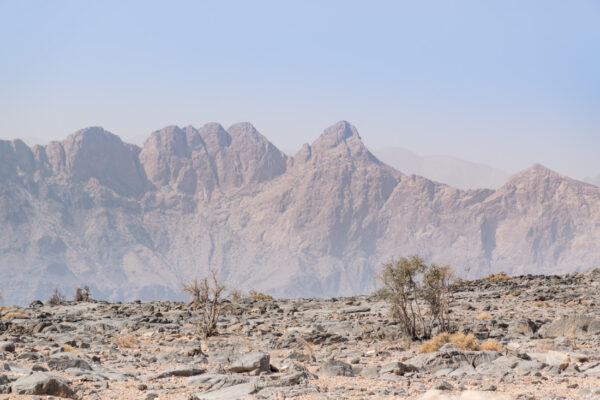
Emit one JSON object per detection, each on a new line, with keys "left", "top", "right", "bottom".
{"left": 60, "top": 127, "right": 147, "bottom": 197}
{"left": 303, "top": 121, "right": 374, "bottom": 164}
{"left": 194, "top": 123, "right": 230, "bottom": 151}
{"left": 496, "top": 164, "right": 588, "bottom": 199}
{"left": 313, "top": 120, "right": 360, "bottom": 148}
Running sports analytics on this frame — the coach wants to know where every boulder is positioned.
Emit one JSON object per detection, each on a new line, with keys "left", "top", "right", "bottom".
{"left": 230, "top": 352, "right": 270, "bottom": 373}
{"left": 47, "top": 357, "right": 92, "bottom": 371}
{"left": 11, "top": 373, "right": 76, "bottom": 398}
{"left": 320, "top": 359, "right": 354, "bottom": 377}
{"left": 408, "top": 350, "right": 501, "bottom": 373}
{"left": 380, "top": 361, "right": 419, "bottom": 376}
{"left": 0, "top": 341, "right": 15, "bottom": 353}
{"left": 540, "top": 316, "right": 600, "bottom": 338}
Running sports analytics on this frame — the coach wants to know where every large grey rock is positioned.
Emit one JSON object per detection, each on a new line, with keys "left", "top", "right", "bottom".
{"left": 230, "top": 352, "right": 270, "bottom": 373}
{"left": 141, "top": 366, "right": 206, "bottom": 380}
{"left": 11, "top": 373, "right": 76, "bottom": 398}
{"left": 193, "top": 383, "right": 256, "bottom": 400}
{"left": 540, "top": 316, "right": 600, "bottom": 338}
{"left": 0, "top": 341, "right": 14, "bottom": 353}
{"left": 408, "top": 350, "right": 501, "bottom": 373}
{"left": 320, "top": 359, "right": 354, "bottom": 377}
{"left": 379, "top": 361, "right": 419, "bottom": 376}
{"left": 186, "top": 374, "right": 251, "bottom": 390}
{"left": 47, "top": 357, "right": 93, "bottom": 371}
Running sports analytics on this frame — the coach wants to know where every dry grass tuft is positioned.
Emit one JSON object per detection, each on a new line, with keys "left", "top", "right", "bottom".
{"left": 420, "top": 331, "right": 480, "bottom": 353}
{"left": 2, "top": 311, "right": 26, "bottom": 320}
{"left": 249, "top": 290, "right": 274, "bottom": 301}
{"left": 533, "top": 300, "right": 551, "bottom": 308}
{"left": 479, "top": 338, "right": 503, "bottom": 351}
{"left": 484, "top": 272, "right": 512, "bottom": 282}
{"left": 63, "top": 344, "right": 80, "bottom": 353}
{"left": 113, "top": 333, "right": 138, "bottom": 349}
{"left": 476, "top": 312, "right": 492, "bottom": 320}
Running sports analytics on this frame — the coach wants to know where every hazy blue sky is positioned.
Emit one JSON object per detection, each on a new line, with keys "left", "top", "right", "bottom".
{"left": 0, "top": 1, "right": 598, "bottom": 179}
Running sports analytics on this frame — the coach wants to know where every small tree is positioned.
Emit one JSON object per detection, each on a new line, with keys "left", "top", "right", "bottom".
{"left": 422, "top": 264, "right": 453, "bottom": 334}
{"left": 377, "top": 255, "right": 453, "bottom": 340}
{"left": 183, "top": 270, "right": 226, "bottom": 338}
{"left": 48, "top": 288, "right": 66, "bottom": 306}
{"left": 74, "top": 286, "right": 91, "bottom": 302}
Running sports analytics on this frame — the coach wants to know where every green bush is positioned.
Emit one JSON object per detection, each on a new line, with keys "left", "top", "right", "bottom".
{"left": 377, "top": 255, "right": 453, "bottom": 340}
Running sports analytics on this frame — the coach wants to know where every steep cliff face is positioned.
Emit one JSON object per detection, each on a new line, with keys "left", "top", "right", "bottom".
{"left": 0, "top": 122, "right": 598, "bottom": 305}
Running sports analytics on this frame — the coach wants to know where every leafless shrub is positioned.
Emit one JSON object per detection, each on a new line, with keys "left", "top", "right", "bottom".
{"left": 48, "top": 288, "right": 66, "bottom": 305}
{"left": 184, "top": 270, "right": 227, "bottom": 338}
{"left": 229, "top": 288, "right": 245, "bottom": 303}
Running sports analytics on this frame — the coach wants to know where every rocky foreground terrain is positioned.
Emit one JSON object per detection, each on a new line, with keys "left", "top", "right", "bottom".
{"left": 1, "top": 270, "right": 600, "bottom": 399}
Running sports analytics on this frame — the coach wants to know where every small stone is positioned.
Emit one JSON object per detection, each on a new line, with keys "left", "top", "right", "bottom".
{"left": 0, "top": 342, "right": 14, "bottom": 353}
{"left": 432, "top": 380, "right": 454, "bottom": 391}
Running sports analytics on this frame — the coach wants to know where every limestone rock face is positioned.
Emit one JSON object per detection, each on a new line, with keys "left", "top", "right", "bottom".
{"left": 0, "top": 121, "right": 599, "bottom": 304}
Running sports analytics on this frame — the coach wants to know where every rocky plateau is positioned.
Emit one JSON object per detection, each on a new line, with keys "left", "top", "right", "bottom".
{"left": 0, "top": 270, "right": 599, "bottom": 399}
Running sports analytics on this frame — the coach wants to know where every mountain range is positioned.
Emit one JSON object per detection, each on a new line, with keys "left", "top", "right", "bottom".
{"left": 1, "top": 121, "right": 599, "bottom": 305}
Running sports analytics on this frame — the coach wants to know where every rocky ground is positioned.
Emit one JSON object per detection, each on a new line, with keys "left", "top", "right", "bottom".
{"left": 1, "top": 270, "right": 600, "bottom": 399}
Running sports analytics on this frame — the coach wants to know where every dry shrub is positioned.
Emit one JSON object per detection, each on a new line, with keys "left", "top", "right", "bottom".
{"left": 479, "top": 338, "right": 503, "bottom": 351}
{"left": 420, "top": 331, "right": 479, "bottom": 353}
{"left": 377, "top": 255, "right": 454, "bottom": 340}
{"left": 476, "top": 312, "right": 492, "bottom": 320}
{"left": 484, "top": 272, "right": 512, "bottom": 282}
{"left": 114, "top": 333, "right": 138, "bottom": 348}
{"left": 229, "top": 288, "right": 245, "bottom": 303}
{"left": 450, "top": 332, "right": 480, "bottom": 351}
{"left": 533, "top": 300, "right": 550, "bottom": 308}
{"left": 183, "top": 269, "right": 227, "bottom": 338}
{"left": 48, "top": 288, "right": 66, "bottom": 305}
{"left": 249, "top": 290, "right": 274, "bottom": 301}
{"left": 74, "top": 286, "right": 91, "bottom": 302}
{"left": 2, "top": 311, "right": 26, "bottom": 320}
{"left": 63, "top": 344, "right": 80, "bottom": 353}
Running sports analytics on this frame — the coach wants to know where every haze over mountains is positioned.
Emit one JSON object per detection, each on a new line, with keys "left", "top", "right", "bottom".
{"left": 584, "top": 174, "right": 600, "bottom": 187}
{"left": 1, "top": 121, "right": 599, "bottom": 305}
{"left": 372, "top": 147, "right": 510, "bottom": 190}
